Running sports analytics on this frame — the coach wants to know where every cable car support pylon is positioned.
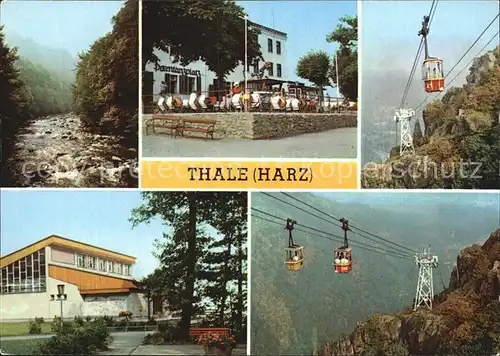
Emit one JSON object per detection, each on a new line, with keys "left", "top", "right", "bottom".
{"left": 394, "top": 108, "right": 415, "bottom": 156}
{"left": 413, "top": 247, "right": 439, "bottom": 311}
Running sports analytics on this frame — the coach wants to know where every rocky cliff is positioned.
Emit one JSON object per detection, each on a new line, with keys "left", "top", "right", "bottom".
{"left": 361, "top": 48, "right": 500, "bottom": 189}
{"left": 317, "top": 229, "right": 500, "bottom": 356}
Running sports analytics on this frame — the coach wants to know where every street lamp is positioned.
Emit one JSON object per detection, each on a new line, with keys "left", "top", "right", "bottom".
{"left": 50, "top": 284, "right": 67, "bottom": 326}
{"left": 244, "top": 14, "right": 248, "bottom": 112}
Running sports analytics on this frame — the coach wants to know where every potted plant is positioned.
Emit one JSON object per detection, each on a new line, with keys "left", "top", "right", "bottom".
{"left": 197, "top": 332, "right": 236, "bottom": 356}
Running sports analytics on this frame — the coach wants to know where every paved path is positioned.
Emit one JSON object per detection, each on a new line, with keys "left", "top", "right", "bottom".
{"left": 100, "top": 332, "right": 246, "bottom": 356}
{"left": 142, "top": 127, "right": 357, "bottom": 158}
{"left": 0, "top": 334, "right": 54, "bottom": 341}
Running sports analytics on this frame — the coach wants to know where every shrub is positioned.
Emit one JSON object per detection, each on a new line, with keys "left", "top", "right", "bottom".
{"left": 74, "top": 316, "right": 85, "bottom": 327}
{"left": 51, "top": 316, "right": 74, "bottom": 334}
{"left": 29, "top": 317, "right": 45, "bottom": 334}
{"left": 34, "top": 318, "right": 110, "bottom": 355}
{"left": 85, "top": 316, "right": 92, "bottom": 322}
{"left": 143, "top": 323, "right": 183, "bottom": 345}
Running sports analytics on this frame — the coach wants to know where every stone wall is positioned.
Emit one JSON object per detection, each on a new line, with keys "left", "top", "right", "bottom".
{"left": 252, "top": 113, "right": 357, "bottom": 139}
{"left": 145, "top": 112, "right": 357, "bottom": 140}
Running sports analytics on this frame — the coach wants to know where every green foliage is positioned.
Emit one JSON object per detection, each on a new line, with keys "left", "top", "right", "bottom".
{"left": 327, "top": 15, "right": 358, "bottom": 100}
{"left": 143, "top": 323, "right": 184, "bottom": 345}
{"left": 17, "top": 57, "right": 72, "bottom": 117}
{"left": 456, "top": 123, "right": 500, "bottom": 189}
{"left": 0, "top": 26, "right": 31, "bottom": 167}
{"left": 34, "top": 318, "right": 110, "bottom": 356}
{"left": 296, "top": 50, "right": 331, "bottom": 103}
{"left": 73, "top": 0, "right": 138, "bottom": 146}
{"left": 28, "top": 317, "right": 45, "bottom": 334}
{"left": 142, "top": 0, "right": 261, "bottom": 87}
{"left": 74, "top": 316, "right": 85, "bottom": 327}
{"left": 130, "top": 192, "right": 247, "bottom": 342}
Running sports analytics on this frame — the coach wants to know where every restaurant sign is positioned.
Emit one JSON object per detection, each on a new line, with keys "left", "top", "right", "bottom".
{"left": 158, "top": 65, "right": 201, "bottom": 77}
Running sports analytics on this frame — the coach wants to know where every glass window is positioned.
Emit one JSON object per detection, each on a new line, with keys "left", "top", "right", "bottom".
{"left": 107, "top": 261, "right": 113, "bottom": 273}
{"left": 253, "top": 60, "right": 259, "bottom": 74}
{"left": 114, "top": 263, "right": 122, "bottom": 275}
{"left": 267, "top": 38, "right": 273, "bottom": 53}
{"left": 166, "top": 73, "right": 178, "bottom": 94}
{"left": 77, "top": 254, "right": 84, "bottom": 267}
{"left": 99, "top": 259, "right": 106, "bottom": 272}
{"left": 277, "top": 64, "right": 282, "bottom": 78}
{"left": 1, "top": 248, "right": 46, "bottom": 294}
{"left": 85, "top": 256, "right": 92, "bottom": 269}
{"left": 188, "top": 77, "right": 196, "bottom": 93}
{"left": 123, "top": 265, "right": 129, "bottom": 276}
{"left": 276, "top": 41, "right": 281, "bottom": 55}
{"left": 268, "top": 63, "right": 274, "bottom": 76}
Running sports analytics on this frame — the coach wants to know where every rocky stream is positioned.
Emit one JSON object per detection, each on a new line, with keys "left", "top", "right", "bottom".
{"left": 3, "top": 113, "right": 138, "bottom": 187}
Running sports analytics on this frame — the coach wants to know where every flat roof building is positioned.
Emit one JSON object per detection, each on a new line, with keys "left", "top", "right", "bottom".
{"left": 143, "top": 20, "right": 288, "bottom": 100}
{"left": 0, "top": 235, "right": 147, "bottom": 320}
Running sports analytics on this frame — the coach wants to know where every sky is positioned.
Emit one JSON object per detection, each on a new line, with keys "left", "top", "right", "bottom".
{"left": 315, "top": 192, "right": 500, "bottom": 208}
{"left": 0, "top": 0, "right": 124, "bottom": 56}
{"left": 0, "top": 190, "right": 167, "bottom": 279}
{"left": 361, "top": 0, "right": 500, "bottom": 107}
{"left": 239, "top": 1, "right": 357, "bottom": 97}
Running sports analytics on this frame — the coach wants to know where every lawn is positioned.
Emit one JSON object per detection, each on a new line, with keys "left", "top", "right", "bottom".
{"left": 0, "top": 339, "right": 45, "bottom": 355}
{"left": 0, "top": 322, "right": 53, "bottom": 337}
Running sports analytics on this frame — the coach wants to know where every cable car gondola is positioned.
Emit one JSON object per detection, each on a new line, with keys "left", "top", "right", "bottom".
{"left": 333, "top": 218, "right": 353, "bottom": 274}
{"left": 284, "top": 218, "right": 304, "bottom": 271}
{"left": 419, "top": 15, "right": 444, "bottom": 93}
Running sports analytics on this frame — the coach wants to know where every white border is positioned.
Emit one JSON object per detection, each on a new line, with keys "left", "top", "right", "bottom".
{"left": 357, "top": 0, "right": 362, "bottom": 189}
{"left": 138, "top": 0, "right": 143, "bottom": 188}
{"left": 246, "top": 191, "right": 252, "bottom": 355}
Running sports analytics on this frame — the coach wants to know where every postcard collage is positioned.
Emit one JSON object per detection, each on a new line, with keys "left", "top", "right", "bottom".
{"left": 0, "top": 0, "right": 499, "bottom": 355}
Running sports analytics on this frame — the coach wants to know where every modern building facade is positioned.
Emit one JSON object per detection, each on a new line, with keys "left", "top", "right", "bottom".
{"left": 0, "top": 235, "right": 148, "bottom": 320}
{"left": 143, "top": 20, "right": 288, "bottom": 99}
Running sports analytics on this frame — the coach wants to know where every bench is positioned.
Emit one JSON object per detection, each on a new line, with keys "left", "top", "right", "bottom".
{"left": 145, "top": 115, "right": 181, "bottom": 137}
{"left": 189, "top": 327, "right": 230, "bottom": 341}
{"left": 178, "top": 118, "right": 216, "bottom": 140}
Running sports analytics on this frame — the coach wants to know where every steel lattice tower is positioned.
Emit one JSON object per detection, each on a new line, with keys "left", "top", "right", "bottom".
{"left": 394, "top": 109, "right": 416, "bottom": 156}
{"left": 414, "top": 248, "right": 439, "bottom": 311}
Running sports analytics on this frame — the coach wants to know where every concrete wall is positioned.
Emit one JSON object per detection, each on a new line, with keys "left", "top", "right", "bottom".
{"left": 166, "top": 112, "right": 357, "bottom": 139}
{"left": 0, "top": 277, "right": 84, "bottom": 320}
{"left": 0, "top": 275, "right": 146, "bottom": 320}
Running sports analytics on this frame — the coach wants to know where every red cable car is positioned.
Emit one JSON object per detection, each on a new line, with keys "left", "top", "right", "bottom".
{"left": 284, "top": 218, "right": 304, "bottom": 271}
{"left": 334, "top": 247, "right": 352, "bottom": 274}
{"left": 423, "top": 58, "right": 444, "bottom": 93}
{"left": 419, "top": 15, "right": 444, "bottom": 93}
{"left": 333, "top": 218, "right": 353, "bottom": 274}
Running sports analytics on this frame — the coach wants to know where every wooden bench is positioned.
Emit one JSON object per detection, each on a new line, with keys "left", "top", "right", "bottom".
{"left": 189, "top": 327, "right": 230, "bottom": 341}
{"left": 178, "top": 118, "right": 216, "bottom": 140}
{"left": 145, "top": 115, "right": 181, "bottom": 137}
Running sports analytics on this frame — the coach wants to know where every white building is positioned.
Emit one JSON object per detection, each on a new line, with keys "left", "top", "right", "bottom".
{"left": 0, "top": 235, "right": 149, "bottom": 320}
{"left": 143, "top": 20, "right": 288, "bottom": 100}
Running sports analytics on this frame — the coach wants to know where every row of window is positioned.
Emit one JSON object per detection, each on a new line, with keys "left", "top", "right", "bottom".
{"left": 1, "top": 249, "right": 47, "bottom": 294}
{"left": 75, "top": 254, "right": 132, "bottom": 277}
{"left": 267, "top": 38, "right": 282, "bottom": 55}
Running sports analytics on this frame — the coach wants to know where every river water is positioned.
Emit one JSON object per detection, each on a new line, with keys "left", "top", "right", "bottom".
{"left": 3, "top": 113, "right": 138, "bottom": 187}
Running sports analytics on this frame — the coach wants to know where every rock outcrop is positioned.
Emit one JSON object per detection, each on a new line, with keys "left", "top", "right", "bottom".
{"left": 362, "top": 48, "right": 500, "bottom": 189}
{"left": 317, "top": 229, "right": 500, "bottom": 356}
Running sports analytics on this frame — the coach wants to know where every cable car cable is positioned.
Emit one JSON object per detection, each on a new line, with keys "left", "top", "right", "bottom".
{"left": 251, "top": 207, "right": 414, "bottom": 259}
{"left": 442, "top": 13, "right": 499, "bottom": 82}
{"left": 252, "top": 212, "right": 413, "bottom": 260}
{"left": 415, "top": 29, "right": 499, "bottom": 111}
{"left": 278, "top": 192, "right": 419, "bottom": 254}
{"left": 400, "top": 0, "right": 439, "bottom": 107}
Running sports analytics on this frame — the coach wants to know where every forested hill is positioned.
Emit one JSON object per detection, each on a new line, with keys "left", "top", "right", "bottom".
{"left": 4, "top": 30, "right": 76, "bottom": 83}
{"left": 250, "top": 192, "right": 500, "bottom": 355}
{"left": 318, "top": 229, "right": 500, "bottom": 356}
{"left": 4, "top": 30, "right": 75, "bottom": 117}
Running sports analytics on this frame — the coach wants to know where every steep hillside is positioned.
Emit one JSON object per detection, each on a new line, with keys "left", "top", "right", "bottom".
{"left": 250, "top": 192, "right": 500, "bottom": 355}
{"left": 361, "top": 47, "right": 500, "bottom": 189}
{"left": 317, "top": 229, "right": 500, "bottom": 356}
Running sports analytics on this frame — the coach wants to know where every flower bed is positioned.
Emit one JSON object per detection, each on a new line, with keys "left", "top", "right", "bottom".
{"left": 197, "top": 332, "right": 236, "bottom": 356}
